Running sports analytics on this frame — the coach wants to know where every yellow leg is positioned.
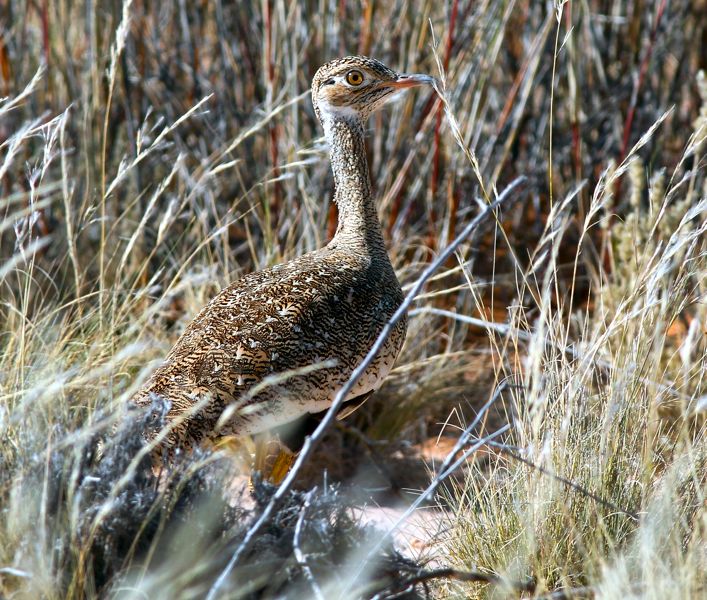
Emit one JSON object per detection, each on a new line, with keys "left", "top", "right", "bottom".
{"left": 254, "top": 435, "right": 296, "bottom": 485}
{"left": 208, "top": 434, "right": 296, "bottom": 485}
{"left": 210, "top": 434, "right": 254, "bottom": 464}
{"left": 268, "top": 446, "right": 296, "bottom": 484}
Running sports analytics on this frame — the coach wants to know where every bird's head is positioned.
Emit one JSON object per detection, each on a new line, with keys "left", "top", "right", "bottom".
{"left": 311, "top": 56, "right": 435, "bottom": 124}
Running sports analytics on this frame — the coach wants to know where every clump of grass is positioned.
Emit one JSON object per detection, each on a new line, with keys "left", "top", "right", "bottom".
{"left": 436, "top": 97, "right": 706, "bottom": 598}
{"left": 1, "top": 394, "right": 425, "bottom": 598}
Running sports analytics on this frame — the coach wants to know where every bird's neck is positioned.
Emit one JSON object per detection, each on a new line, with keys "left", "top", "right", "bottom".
{"left": 323, "top": 115, "right": 385, "bottom": 253}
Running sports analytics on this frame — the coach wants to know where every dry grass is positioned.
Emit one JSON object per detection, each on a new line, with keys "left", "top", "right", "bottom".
{"left": 1, "top": 0, "right": 705, "bottom": 598}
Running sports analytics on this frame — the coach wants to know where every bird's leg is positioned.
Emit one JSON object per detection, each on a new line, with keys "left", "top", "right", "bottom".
{"left": 253, "top": 393, "right": 376, "bottom": 485}
{"left": 204, "top": 432, "right": 294, "bottom": 485}
{"left": 266, "top": 444, "right": 297, "bottom": 485}
{"left": 211, "top": 434, "right": 254, "bottom": 458}
{"left": 253, "top": 433, "right": 296, "bottom": 485}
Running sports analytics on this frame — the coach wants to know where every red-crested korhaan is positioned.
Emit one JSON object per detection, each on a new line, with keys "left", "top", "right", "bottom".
{"left": 132, "top": 56, "right": 435, "bottom": 464}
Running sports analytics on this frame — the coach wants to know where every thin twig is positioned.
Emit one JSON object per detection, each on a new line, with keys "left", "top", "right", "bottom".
{"left": 409, "top": 307, "right": 691, "bottom": 402}
{"left": 205, "top": 176, "right": 526, "bottom": 599}
{"left": 293, "top": 487, "right": 325, "bottom": 600}
{"left": 375, "top": 567, "right": 536, "bottom": 599}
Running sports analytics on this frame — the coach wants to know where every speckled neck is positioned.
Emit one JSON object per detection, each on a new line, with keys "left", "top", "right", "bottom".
{"left": 323, "top": 115, "right": 386, "bottom": 254}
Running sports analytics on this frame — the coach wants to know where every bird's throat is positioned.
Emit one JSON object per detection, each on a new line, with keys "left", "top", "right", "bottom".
{"left": 324, "top": 115, "right": 384, "bottom": 251}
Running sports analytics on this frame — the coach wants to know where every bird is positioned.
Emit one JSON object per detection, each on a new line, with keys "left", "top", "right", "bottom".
{"left": 131, "top": 56, "right": 435, "bottom": 470}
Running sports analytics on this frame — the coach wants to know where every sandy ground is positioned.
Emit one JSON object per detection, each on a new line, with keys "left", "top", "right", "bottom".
{"left": 355, "top": 504, "right": 449, "bottom": 565}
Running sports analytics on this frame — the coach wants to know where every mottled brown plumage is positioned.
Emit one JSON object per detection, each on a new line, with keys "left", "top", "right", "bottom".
{"left": 131, "top": 56, "right": 434, "bottom": 459}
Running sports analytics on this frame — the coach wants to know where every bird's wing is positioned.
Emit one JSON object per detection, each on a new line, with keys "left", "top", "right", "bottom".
{"left": 134, "top": 249, "right": 389, "bottom": 435}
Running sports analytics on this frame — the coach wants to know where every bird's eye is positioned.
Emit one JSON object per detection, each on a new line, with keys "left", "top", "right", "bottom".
{"left": 345, "top": 70, "right": 364, "bottom": 86}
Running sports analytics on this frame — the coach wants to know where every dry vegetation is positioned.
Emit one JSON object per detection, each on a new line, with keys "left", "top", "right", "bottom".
{"left": 1, "top": 0, "right": 706, "bottom": 598}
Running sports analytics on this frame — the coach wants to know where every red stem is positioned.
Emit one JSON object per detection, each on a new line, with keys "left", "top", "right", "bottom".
{"left": 615, "top": 0, "right": 667, "bottom": 197}
{"left": 264, "top": 0, "right": 281, "bottom": 214}
{"left": 41, "top": 0, "right": 50, "bottom": 66}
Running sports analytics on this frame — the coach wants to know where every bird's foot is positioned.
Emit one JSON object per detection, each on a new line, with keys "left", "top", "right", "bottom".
{"left": 207, "top": 433, "right": 296, "bottom": 486}
{"left": 254, "top": 435, "right": 296, "bottom": 485}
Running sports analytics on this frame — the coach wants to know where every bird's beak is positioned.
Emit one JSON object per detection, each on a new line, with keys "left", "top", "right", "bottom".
{"left": 384, "top": 73, "right": 437, "bottom": 89}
